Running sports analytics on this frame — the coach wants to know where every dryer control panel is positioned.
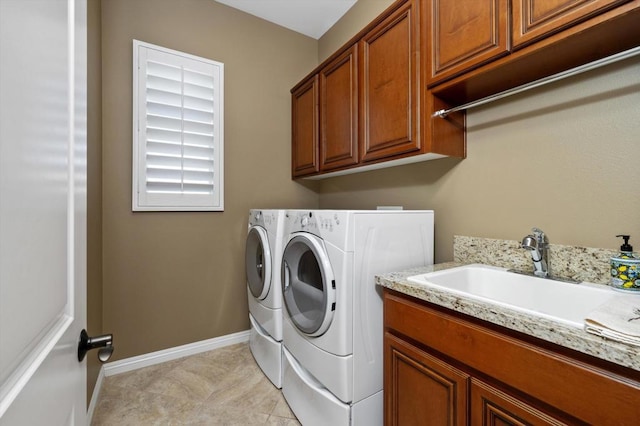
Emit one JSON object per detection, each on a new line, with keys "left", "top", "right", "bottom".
{"left": 318, "top": 212, "right": 343, "bottom": 232}
{"left": 285, "top": 211, "right": 320, "bottom": 234}
{"left": 285, "top": 211, "right": 348, "bottom": 234}
{"left": 283, "top": 210, "right": 352, "bottom": 250}
{"left": 249, "top": 209, "right": 278, "bottom": 228}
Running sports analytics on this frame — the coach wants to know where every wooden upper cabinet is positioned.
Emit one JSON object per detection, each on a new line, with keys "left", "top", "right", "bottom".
{"left": 513, "top": 0, "right": 631, "bottom": 48}
{"left": 320, "top": 45, "right": 358, "bottom": 171}
{"left": 359, "top": 0, "right": 420, "bottom": 163}
{"left": 290, "top": 0, "right": 466, "bottom": 179}
{"left": 291, "top": 75, "right": 319, "bottom": 177}
{"left": 427, "top": 0, "right": 510, "bottom": 86}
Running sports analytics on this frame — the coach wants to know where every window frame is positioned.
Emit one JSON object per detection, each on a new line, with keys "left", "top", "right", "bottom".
{"left": 132, "top": 39, "right": 224, "bottom": 212}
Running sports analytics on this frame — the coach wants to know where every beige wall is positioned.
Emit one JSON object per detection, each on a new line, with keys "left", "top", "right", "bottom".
{"left": 319, "top": 0, "right": 395, "bottom": 62}
{"left": 100, "top": 0, "right": 319, "bottom": 360}
{"left": 318, "top": 5, "right": 640, "bottom": 262}
{"left": 93, "top": 0, "right": 640, "bottom": 368}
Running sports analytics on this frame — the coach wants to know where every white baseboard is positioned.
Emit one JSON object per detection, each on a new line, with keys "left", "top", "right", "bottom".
{"left": 103, "top": 329, "right": 251, "bottom": 377}
{"left": 87, "top": 329, "right": 250, "bottom": 422}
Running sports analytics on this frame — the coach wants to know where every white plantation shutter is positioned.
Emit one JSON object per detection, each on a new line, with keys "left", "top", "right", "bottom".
{"left": 133, "top": 40, "right": 224, "bottom": 211}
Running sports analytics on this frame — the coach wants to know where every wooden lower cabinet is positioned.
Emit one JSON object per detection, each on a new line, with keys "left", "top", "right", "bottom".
{"left": 383, "top": 289, "right": 640, "bottom": 425}
{"left": 385, "top": 332, "right": 565, "bottom": 426}
{"left": 470, "top": 379, "right": 565, "bottom": 426}
{"left": 385, "top": 332, "right": 469, "bottom": 426}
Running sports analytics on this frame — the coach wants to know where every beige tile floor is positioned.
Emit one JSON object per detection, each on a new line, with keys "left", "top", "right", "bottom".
{"left": 91, "top": 343, "right": 300, "bottom": 425}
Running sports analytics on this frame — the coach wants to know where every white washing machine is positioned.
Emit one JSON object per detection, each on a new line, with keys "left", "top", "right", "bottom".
{"left": 245, "top": 209, "right": 286, "bottom": 388}
{"left": 280, "top": 210, "right": 434, "bottom": 426}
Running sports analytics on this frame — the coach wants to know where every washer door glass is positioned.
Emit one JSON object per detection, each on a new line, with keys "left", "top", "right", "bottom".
{"left": 245, "top": 226, "right": 272, "bottom": 300}
{"left": 281, "top": 234, "right": 336, "bottom": 337}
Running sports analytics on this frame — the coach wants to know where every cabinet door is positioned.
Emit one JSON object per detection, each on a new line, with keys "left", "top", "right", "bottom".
{"left": 360, "top": 0, "right": 420, "bottom": 163}
{"left": 471, "top": 379, "right": 567, "bottom": 426}
{"left": 291, "top": 75, "right": 319, "bottom": 177}
{"left": 427, "top": 0, "right": 509, "bottom": 86}
{"left": 513, "top": 0, "right": 630, "bottom": 47}
{"left": 320, "top": 45, "right": 358, "bottom": 171}
{"left": 385, "top": 332, "right": 469, "bottom": 426}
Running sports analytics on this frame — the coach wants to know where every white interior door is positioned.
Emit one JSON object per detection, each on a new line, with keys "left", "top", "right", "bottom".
{"left": 0, "top": 0, "right": 87, "bottom": 424}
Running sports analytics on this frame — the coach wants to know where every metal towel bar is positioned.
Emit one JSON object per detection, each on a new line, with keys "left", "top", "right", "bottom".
{"left": 432, "top": 45, "right": 640, "bottom": 118}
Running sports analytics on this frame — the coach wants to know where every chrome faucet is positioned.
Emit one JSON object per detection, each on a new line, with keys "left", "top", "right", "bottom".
{"left": 521, "top": 227, "right": 549, "bottom": 278}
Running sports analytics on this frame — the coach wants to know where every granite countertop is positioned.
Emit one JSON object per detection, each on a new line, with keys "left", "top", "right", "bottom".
{"left": 376, "top": 262, "right": 640, "bottom": 373}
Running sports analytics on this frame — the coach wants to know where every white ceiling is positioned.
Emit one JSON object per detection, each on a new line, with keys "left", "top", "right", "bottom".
{"left": 215, "top": 0, "right": 358, "bottom": 39}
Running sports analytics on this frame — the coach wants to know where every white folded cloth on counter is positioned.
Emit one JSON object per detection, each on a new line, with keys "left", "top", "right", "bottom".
{"left": 584, "top": 296, "right": 640, "bottom": 347}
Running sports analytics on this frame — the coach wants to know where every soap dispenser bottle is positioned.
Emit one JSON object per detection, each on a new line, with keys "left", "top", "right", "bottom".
{"left": 610, "top": 235, "right": 640, "bottom": 291}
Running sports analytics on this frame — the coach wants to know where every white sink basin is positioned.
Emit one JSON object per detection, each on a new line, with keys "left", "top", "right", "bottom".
{"left": 407, "top": 264, "right": 618, "bottom": 328}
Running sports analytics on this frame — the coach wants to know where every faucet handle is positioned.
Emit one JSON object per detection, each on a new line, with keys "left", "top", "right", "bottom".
{"left": 531, "top": 227, "right": 546, "bottom": 242}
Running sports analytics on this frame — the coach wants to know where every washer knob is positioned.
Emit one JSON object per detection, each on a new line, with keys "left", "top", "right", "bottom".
{"left": 301, "top": 217, "right": 309, "bottom": 227}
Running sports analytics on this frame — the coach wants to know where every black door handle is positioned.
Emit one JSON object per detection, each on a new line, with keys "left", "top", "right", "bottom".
{"left": 78, "top": 329, "right": 114, "bottom": 363}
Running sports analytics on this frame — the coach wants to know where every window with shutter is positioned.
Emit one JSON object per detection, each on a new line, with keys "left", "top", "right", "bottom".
{"left": 133, "top": 40, "right": 224, "bottom": 211}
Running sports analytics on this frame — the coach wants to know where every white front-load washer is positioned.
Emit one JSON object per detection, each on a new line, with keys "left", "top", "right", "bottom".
{"left": 246, "top": 209, "right": 286, "bottom": 388}
{"left": 280, "top": 210, "right": 434, "bottom": 426}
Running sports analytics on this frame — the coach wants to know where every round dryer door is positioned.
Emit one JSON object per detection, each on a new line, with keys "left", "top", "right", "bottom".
{"left": 281, "top": 234, "right": 336, "bottom": 337}
{"left": 245, "top": 226, "right": 272, "bottom": 300}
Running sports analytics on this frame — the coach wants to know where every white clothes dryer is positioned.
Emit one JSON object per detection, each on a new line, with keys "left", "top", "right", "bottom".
{"left": 245, "top": 209, "right": 286, "bottom": 388}
{"left": 280, "top": 210, "right": 434, "bottom": 426}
